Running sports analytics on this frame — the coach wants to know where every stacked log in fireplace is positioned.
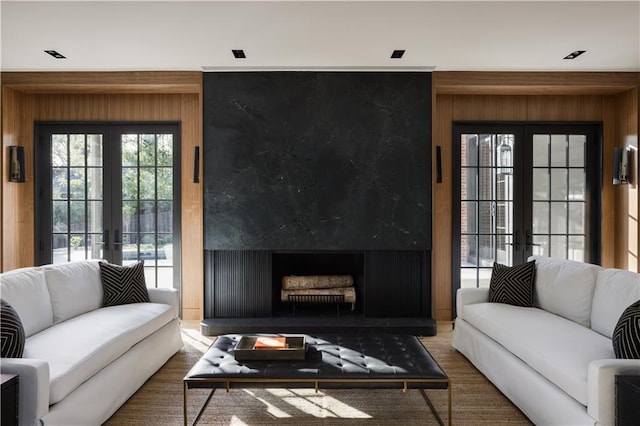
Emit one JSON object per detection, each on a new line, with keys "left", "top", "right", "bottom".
{"left": 281, "top": 275, "right": 356, "bottom": 316}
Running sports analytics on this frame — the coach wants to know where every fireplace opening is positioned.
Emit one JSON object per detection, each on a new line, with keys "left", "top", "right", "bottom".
{"left": 272, "top": 252, "right": 364, "bottom": 317}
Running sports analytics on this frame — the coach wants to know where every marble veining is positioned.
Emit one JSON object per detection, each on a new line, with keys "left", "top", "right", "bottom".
{"left": 204, "top": 72, "right": 432, "bottom": 250}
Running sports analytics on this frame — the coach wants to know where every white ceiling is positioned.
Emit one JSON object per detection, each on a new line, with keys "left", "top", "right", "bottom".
{"left": 1, "top": 0, "right": 639, "bottom": 72}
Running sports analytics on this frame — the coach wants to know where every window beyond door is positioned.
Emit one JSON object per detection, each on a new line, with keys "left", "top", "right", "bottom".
{"left": 454, "top": 123, "right": 601, "bottom": 290}
{"left": 36, "top": 123, "right": 181, "bottom": 290}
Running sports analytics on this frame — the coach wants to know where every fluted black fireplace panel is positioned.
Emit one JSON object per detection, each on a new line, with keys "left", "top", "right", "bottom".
{"left": 209, "top": 250, "right": 272, "bottom": 318}
{"left": 364, "top": 250, "right": 427, "bottom": 317}
{"left": 203, "top": 72, "right": 432, "bottom": 251}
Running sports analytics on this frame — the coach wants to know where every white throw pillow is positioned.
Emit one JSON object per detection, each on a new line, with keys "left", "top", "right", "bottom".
{"left": 44, "top": 260, "right": 104, "bottom": 323}
{"left": 530, "top": 256, "right": 601, "bottom": 327}
{"left": 591, "top": 268, "right": 640, "bottom": 338}
{"left": 0, "top": 266, "right": 54, "bottom": 337}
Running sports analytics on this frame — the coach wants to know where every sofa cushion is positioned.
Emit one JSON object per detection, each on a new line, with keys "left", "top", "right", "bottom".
{"left": 43, "top": 260, "right": 104, "bottom": 323}
{"left": 591, "top": 268, "right": 640, "bottom": 338}
{"left": 529, "top": 255, "right": 601, "bottom": 327}
{"left": 0, "top": 267, "right": 54, "bottom": 337}
{"left": 612, "top": 300, "right": 640, "bottom": 359}
{"left": 488, "top": 260, "right": 535, "bottom": 307}
{"left": 24, "top": 302, "right": 174, "bottom": 404}
{"left": 463, "top": 302, "right": 613, "bottom": 405}
{"left": 0, "top": 299, "right": 25, "bottom": 358}
{"left": 99, "top": 261, "right": 150, "bottom": 306}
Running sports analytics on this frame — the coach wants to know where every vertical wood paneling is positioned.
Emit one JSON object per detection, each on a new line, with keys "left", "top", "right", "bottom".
{"left": 2, "top": 88, "right": 36, "bottom": 269}
{"left": 453, "top": 95, "right": 527, "bottom": 121}
{"left": 36, "top": 94, "right": 109, "bottom": 120}
{"left": 433, "top": 94, "right": 453, "bottom": 321}
{"left": 602, "top": 96, "right": 617, "bottom": 268}
{"left": 108, "top": 94, "right": 180, "bottom": 121}
{"left": 615, "top": 88, "right": 639, "bottom": 271}
{"left": 527, "top": 95, "right": 602, "bottom": 121}
{"left": 180, "top": 91, "right": 204, "bottom": 320}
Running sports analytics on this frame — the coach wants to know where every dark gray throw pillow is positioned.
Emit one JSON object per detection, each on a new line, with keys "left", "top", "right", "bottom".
{"left": 488, "top": 260, "right": 536, "bottom": 307}
{"left": 0, "top": 298, "right": 25, "bottom": 358}
{"left": 99, "top": 261, "right": 150, "bottom": 306}
{"left": 612, "top": 300, "right": 640, "bottom": 359}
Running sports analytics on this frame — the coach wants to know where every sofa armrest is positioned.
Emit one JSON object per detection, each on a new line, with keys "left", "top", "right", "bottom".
{"left": 456, "top": 287, "right": 490, "bottom": 319}
{"left": 587, "top": 358, "right": 640, "bottom": 425}
{"left": 148, "top": 287, "right": 180, "bottom": 319}
{"left": 1, "top": 358, "right": 50, "bottom": 425}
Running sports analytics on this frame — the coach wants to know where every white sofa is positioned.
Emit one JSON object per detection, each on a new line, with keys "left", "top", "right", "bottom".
{"left": 453, "top": 256, "right": 640, "bottom": 426}
{"left": 0, "top": 260, "right": 183, "bottom": 426}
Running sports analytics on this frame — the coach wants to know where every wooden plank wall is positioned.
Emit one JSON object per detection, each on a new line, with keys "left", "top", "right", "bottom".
{"left": 1, "top": 72, "right": 204, "bottom": 320}
{"left": 615, "top": 87, "right": 639, "bottom": 270}
{"left": 432, "top": 71, "right": 639, "bottom": 321}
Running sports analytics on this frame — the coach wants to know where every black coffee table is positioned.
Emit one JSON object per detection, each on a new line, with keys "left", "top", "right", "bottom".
{"left": 183, "top": 334, "right": 450, "bottom": 425}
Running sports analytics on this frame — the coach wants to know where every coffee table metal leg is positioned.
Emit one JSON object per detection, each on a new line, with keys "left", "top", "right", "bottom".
{"left": 448, "top": 385, "right": 452, "bottom": 426}
{"left": 184, "top": 383, "right": 216, "bottom": 426}
{"left": 419, "top": 387, "right": 451, "bottom": 426}
{"left": 183, "top": 382, "right": 187, "bottom": 426}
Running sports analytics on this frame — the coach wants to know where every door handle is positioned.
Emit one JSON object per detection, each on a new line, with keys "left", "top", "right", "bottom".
{"left": 526, "top": 231, "right": 541, "bottom": 250}
{"left": 506, "top": 230, "right": 521, "bottom": 251}
{"left": 113, "top": 230, "right": 123, "bottom": 249}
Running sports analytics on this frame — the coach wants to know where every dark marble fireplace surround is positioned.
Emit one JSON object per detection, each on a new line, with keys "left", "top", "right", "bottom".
{"left": 202, "top": 72, "right": 435, "bottom": 335}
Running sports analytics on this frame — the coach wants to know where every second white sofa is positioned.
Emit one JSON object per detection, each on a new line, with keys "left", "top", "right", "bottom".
{"left": 453, "top": 256, "right": 640, "bottom": 426}
{"left": 0, "top": 260, "right": 184, "bottom": 426}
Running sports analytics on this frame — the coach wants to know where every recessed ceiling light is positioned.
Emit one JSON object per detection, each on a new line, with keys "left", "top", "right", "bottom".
{"left": 232, "top": 49, "right": 246, "bottom": 59}
{"left": 564, "top": 50, "right": 586, "bottom": 60}
{"left": 44, "top": 50, "right": 66, "bottom": 59}
{"left": 391, "top": 50, "right": 405, "bottom": 59}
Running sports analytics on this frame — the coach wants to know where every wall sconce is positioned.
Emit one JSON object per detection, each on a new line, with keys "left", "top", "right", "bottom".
{"left": 8, "top": 146, "right": 25, "bottom": 183}
{"left": 613, "top": 146, "right": 631, "bottom": 185}
{"left": 193, "top": 146, "right": 200, "bottom": 183}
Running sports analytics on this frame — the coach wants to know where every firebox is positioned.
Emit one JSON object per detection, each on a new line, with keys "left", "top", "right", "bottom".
{"left": 272, "top": 252, "right": 364, "bottom": 316}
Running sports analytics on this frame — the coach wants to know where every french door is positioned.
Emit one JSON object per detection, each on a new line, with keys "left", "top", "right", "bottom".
{"left": 453, "top": 123, "right": 601, "bottom": 289}
{"left": 35, "top": 123, "right": 181, "bottom": 289}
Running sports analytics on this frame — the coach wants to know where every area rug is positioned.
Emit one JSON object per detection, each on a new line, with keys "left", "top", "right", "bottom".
{"left": 105, "top": 325, "right": 532, "bottom": 425}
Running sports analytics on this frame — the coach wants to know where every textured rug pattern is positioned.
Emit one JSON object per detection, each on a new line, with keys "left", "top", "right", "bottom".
{"left": 105, "top": 325, "right": 532, "bottom": 425}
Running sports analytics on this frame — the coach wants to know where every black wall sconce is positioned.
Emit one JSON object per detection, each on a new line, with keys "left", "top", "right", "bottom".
{"left": 613, "top": 146, "right": 632, "bottom": 185}
{"left": 193, "top": 146, "right": 200, "bottom": 183}
{"left": 8, "top": 146, "right": 25, "bottom": 183}
{"left": 435, "top": 146, "right": 442, "bottom": 183}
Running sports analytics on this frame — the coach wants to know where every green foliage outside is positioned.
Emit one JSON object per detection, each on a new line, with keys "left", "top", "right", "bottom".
{"left": 51, "top": 133, "right": 173, "bottom": 252}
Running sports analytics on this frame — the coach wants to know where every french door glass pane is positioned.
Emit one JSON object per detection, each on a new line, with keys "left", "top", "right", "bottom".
{"left": 533, "top": 134, "right": 549, "bottom": 166}
{"left": 460, "top": 133, "right": 514, "bottom": 288}
{"left": 121, "top": 133, "right": 175, "bottom": 289}
{"left": 531, "top": 133, "right": 587, "bottom": 262}
{"left": 51, "top": 134, "right": 104, "bottom": 264}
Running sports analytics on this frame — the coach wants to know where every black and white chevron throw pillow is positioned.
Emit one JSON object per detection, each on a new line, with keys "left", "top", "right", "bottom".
{"left": 612, "top": 300, "right": 640, "bottom": 359}
{"left": 99, "top": 261, "right": 150, "bottom": 307}
{"left": 488, "top": 260, "right": 536, "bottom": 307}
{"left": 1, "top": 298, "right": 25, "bottom": 358}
